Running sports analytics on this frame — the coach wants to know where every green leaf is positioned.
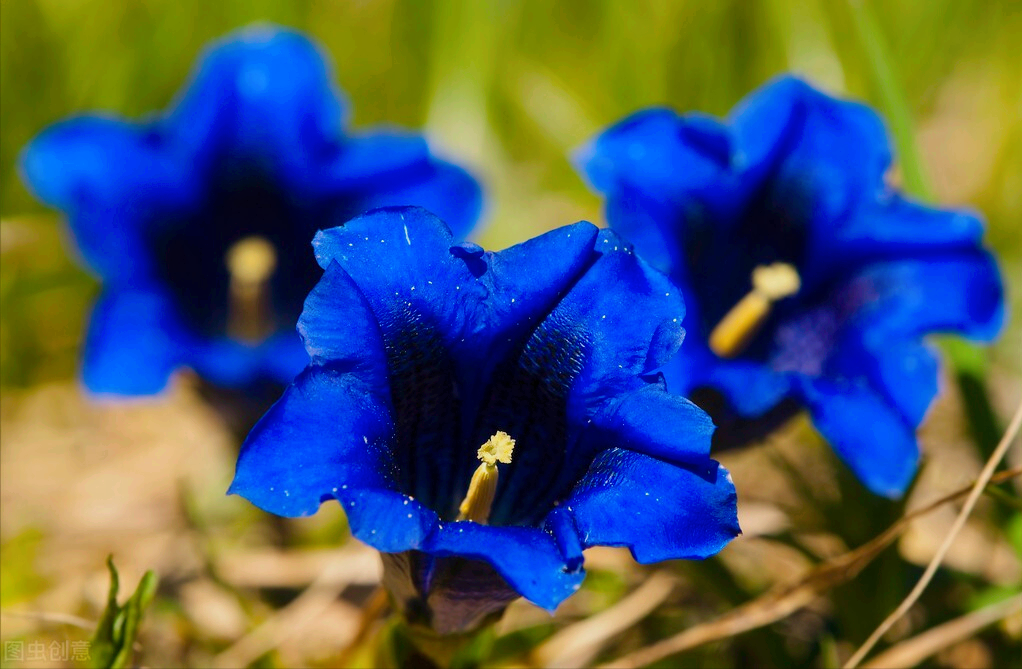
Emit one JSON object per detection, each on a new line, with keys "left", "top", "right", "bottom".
{"left": 89, "top": 556, "right": 158, "bottom": 669}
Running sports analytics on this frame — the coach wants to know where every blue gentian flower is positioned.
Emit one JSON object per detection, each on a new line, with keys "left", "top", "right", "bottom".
{"left": 229, "top": 207, "right": 740, "bottom": 632}
{"left": 576, "top": 76, "right": 1005, "bottom": 498}
{"left": 19, "top": 25, "right": 481, "bottom": 395}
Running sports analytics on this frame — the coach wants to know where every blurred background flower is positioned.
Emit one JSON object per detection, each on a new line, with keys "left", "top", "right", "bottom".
{"left": 18, "top": 24, "right": 481, "bottom": 397}
{"left": 1, "top": 2, "right": 1019, "bottom": 668}
{"left": 576, "top": 76, "right": 1004, "bottom": 498}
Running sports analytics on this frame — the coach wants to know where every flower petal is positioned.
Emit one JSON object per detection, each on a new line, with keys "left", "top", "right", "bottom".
{"left": 589, "top": 382, "right": 715, "bottom": 469}
{"left": 82, "top": 288, "right": 183, "bottom": 396}
{"left": 314, "top": 208, "right": 484, "bottom": 511}
{"left": 469, "top": 221, "right": 599, "bottom": 368}
{"left": 864, "top": 342, "right": 939, "bottom": 429}
{"left": 486, "top": 230, "right": 687, "bottom": 523}
{"left": 229, "top": 366, "right": 396, "bottom": 517}
{"left": 565, "top": 450, "right": 740, "bottom": 562}
{"left": 422, "top": 522, "right": 585, "bottom": 612}
{"left": 833, "top": 196, "right": 986, "bottom": 257}
{"left": 258, "top": 332, "right": 314, "bottom": 385}
{"left": 795, "top": 377, "right": 918, "bottom": 497}
{"left": 575, "top": 108, "right": 732, "bottom": 200}
{"left": 187, "top": 332, "right": 309, "bottom": 388}
{"left": 313, "top": 207, "right": 483, "bottom": 340}
{"left": 339, "top": 488, "right": 439, "bottom": 554}
{"left": 489, "top": 228, "right": 692, "bottom": 524}
{"left": 846, "top": 253, "right": 1005, "bottom": 342}
{"left": 664, "top": 346, "right": 792, "bottom": 418}
{"left": 730, "top": 75, "right": 891, "bottom": 217}
{"left": 321, "top": 130, "right": 483, "bottom": 241}
{"left": 599, "top": 186, "right": 682, "bottom": 274}
{"left": 325, "top": 130, "right": 432, "bottom": 187}
{"left": 557, "top": 229, "right": 687, "bottom": 406}
{"left": 168, "top": 25, "right": 347, "bottom": 181}
{"left": 351, "top": 159, "right": 483, "bottom": 243}
{"left": 298, "top": 260, "right": 388, "bottom": 383}
{"left": 19, "top": 118, "right": 196, "bottom": 281}
{"left": 825, "top": 334, "right": 940, "bottom": 430}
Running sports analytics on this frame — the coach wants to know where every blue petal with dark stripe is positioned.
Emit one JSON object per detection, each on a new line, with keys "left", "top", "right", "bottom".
{"left": 232, "top": 207, "right": 738, "bottom": 620}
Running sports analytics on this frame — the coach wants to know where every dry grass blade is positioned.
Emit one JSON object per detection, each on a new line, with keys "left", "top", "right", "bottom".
{"left": 211, "top": 559, "right": 358, "bottom": 668}
{"left": 844, "top": 399, "right": 1022, "bottom": 669}
{"left": 862, "top": 593, "right": 1022, "bottom": 669}
{"left": 216, "top": 544, "right": 380, "bottom": 589}
{"left": 534, "top": 571, "right": 675, "bottom": 669}
{"left": 0, "top": 610, "right": 96, "bottom": 630}
{"left": 333, "top": 586, "right": 389, "bottom": 667}
{"left": 598, "top": 466, "right": 1022, "bottom": 669}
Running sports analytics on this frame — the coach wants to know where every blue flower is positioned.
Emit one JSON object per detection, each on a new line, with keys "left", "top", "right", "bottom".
{"left": 19, "top": 25, "right": 482, "bottom": 395}
{"left": 229, "top": 207, "right": 739, "bottom": 632}
{"left": 576, "top": 76, "right": 1004, "bottom": 498}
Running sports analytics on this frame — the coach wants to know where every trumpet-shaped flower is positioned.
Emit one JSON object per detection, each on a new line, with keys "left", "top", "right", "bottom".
{"left": 19, "top": 25, "right": 481, "bottom": 395}
{"left": 576, "top": 76, "right": 1004, "bottom": 497}
{"left": 229, "top": 207, "right": 739, "bottom": 632}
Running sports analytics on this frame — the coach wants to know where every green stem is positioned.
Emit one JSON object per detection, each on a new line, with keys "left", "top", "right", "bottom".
{"left": 847, "top": 0, "right": 930, "bottom": 199}
{"left": 847, "top": 0, "right": 1003, "bottom": 463}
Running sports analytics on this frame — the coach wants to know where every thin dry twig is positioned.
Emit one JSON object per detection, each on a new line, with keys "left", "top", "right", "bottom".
{"left": 861, "top": 593, "right": 1022, "bottom": 669}
{"left": 844, "top": 399, "right": 1022, "bottom": 669}
{"left": 598, "top": 466, "right": 1022, "bottom": 669}
{"left": 534, "top": 571, "right": 676, "bottom": 669}
{"left": 333, "top": 585, "right": 389, "bottom": 668}
{"left": 0, "top": 609, "right": 96, "bottom": 631}
{"left": 211, "top": 559, "right": 358, "bottom": 668}
{"left": 216, "top": 544, "right": 380, "bottom": 589}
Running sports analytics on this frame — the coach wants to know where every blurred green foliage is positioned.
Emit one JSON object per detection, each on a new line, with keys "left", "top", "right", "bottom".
{"left": 1, "top": 0, "right": 1019, "bottom": 390}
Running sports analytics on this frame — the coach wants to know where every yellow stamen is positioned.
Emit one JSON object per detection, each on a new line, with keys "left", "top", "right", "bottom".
{"left": 708, "top": 262, "right": 800, "bottom": 359}
{"left": 226, "top": 235, "right": 278, "bottom": 342}
{"left": 457, "top": 431, "right": 515, "bottom": 524}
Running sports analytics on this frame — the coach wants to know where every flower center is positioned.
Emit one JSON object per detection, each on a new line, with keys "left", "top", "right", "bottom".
{"left": 456, "top": 431, "right": 516, "bottom": 524}
{"left": 225, "top": 235, "right": 278, "bottom": 343}
{"left": 708, "top": 262, "right": 800, "bottom": 358}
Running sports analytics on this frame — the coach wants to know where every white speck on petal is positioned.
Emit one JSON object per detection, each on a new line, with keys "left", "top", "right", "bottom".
{"left": 403, "top": 224, "right": 412, "bottom": 245}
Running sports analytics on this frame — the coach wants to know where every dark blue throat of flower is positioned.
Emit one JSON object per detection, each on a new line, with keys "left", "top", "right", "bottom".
{"left": 147, "top": 162, "right": 359, "bottom": 341}
{"left": 383, "top": 303, "right": 589, "bottom": 529}
{"left": 683, "top": 178, "right": 812, "bottom": 362}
